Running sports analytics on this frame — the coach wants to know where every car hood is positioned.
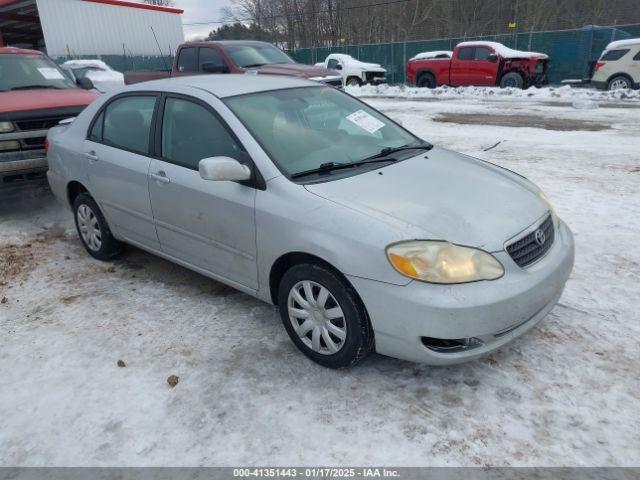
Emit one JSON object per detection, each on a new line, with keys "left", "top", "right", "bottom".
{"left": 304, "top": 147, "right": 548, "bottom": 252}
{"left": 0, "top": 88, "right": 98, "bottom": 114}
{"left": 348, "top": 60, "right": 386, "bottom": 72}
{"left": 253, "top": 63, "right": 339, "bottom": 78}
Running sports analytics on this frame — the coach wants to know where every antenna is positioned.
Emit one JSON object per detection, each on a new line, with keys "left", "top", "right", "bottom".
{"left": 150, "top": 26, "right": 170, "bottom": 73}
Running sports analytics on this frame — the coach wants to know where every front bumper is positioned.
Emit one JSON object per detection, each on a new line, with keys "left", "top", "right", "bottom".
{"left": 348, "top": 219, "right": 575, "bottom": 365}
{"left": 0, "top": 150, "right": 47, "bottom": 178}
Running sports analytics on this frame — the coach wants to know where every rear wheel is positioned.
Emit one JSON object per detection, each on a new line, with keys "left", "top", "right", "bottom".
{"left": 500, "top": 72, "right": 524, "bottom": 89}
{"left": 608, "top": 76, "right": 632, "bottom": 91}
{"left": 73, "top": 193, "right": 123, "bottom": 261}
{"left": 278, "top": 263, "right": 373, "bottom": 368}
{"left": 417, "top": 72, "right": 436, "bottom": 88}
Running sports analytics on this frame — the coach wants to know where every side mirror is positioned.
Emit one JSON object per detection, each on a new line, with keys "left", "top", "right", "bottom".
{"left": 77, "top": 77, "right": 95, "bottom": 90}
{"left": 199, "top": 156, "right": 251, "bottom": 182}
{"left": 488, "top": 54, "right": 498, "bottom": 63}
{"left": 202, "top": 62, "right": 229, "bottom": 74}
{"left": 335, "top": 64, "right": 343, "bottom": 70}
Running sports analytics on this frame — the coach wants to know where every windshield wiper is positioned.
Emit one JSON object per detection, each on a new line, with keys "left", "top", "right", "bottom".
{"left": 243, "top": 63, "right": 267, "bottom": 68}
{"left": 11, "top": 85, "right": 62, "bottom": 91}
{"left": 363, "top": 141, "right": 433, "bottom": 161}
{"left": 291, "top": 158, "right": 399, "bottom": 179}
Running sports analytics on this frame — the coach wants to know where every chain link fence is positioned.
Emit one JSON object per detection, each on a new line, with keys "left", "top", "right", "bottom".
{"left": 291, "top": 23, "right": 640, "bottom": 85}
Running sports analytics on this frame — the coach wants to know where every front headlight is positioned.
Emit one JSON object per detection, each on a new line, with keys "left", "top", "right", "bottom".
{"left": 387, "top": 241, "right": 504, "bottom": 284}
{"left": 0, "top": 121, "right": 14, "bottom": 133}
{"left": 538, "top": 188, "right": 556, "bottom": 218}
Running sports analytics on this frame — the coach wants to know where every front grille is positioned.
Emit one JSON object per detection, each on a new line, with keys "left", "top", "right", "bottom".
{"left": 16, "top": 117, "right": 67, "bottom": 131}
{"left": 506, "top": 214, "right": 555, "bottom": 267}
{"left": 365, "top": 71, "right": 385, "bottom": 81}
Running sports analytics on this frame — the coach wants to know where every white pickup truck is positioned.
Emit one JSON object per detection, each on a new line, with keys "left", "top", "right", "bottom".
{"left": 315, "top": 54, "right": 386, "bottom": 86}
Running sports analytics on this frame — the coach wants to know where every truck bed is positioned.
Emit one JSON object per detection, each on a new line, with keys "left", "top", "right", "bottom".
{"left": 124, "top": 71, "right": 171, "bottom": 85}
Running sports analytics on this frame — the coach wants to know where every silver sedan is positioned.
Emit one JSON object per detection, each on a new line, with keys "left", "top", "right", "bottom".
{"left": 46, "top": 75, "right": 574, "bottom": 368}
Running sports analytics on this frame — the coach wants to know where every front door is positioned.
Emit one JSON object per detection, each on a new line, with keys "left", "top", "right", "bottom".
{"left": 84, "top": 94, "right": 160, "bottom": 249}
{"left": 148, "top": 95, "right": 258, "bottom": 290}
{"left": 469, "top": 46, "right": 500, "bottom": 86}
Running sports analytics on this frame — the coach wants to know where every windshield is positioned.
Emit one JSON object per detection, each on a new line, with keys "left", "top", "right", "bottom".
{"left": 224, "top": 44, "right": 295, "bottom": 68}
{"left": 0, "top": 54, "right": 77, "bottom": 92}
{"left": 225, "top": 87, "right": 419, "bottom": 178}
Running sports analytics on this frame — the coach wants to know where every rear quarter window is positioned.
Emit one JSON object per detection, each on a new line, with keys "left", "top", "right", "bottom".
{"left": 634, "top": 51, "right": 640, "bottom": 61}
{"left": 601, "top": 49, "right": 630, "bottom": 61}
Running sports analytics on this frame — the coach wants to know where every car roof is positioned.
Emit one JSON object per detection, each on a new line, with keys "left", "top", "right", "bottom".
{"left": 187, "top": 40, "right": 274, "bottom": 47}
{"left": 129, "top": 74, "right": 318, "bottom": 98}
{"left": 605, "top": 38, "right": 640, "bottom": 50}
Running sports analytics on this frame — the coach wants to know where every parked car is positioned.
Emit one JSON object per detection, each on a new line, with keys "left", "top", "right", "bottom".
{"left": 124, "top": 40, "right": 343, "bottom": 88}
{"left": 0, "top": 47, "right": 98, "bottom": 182}
{"left": 61, "top": 59, "right": 125, "bottom": 93}
{"left": 591, "top": 38, "right": 640, "bottom": 90}
{"left": 315, "top": 53, "right": 386, "bottom": 86}
{"left": 407, "top": 41, "right": 549, "bottom": 89}
{"left": 46, "top": 75, "right": 574, "bottom": 368}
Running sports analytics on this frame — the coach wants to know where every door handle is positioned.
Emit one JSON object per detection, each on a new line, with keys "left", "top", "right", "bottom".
{"left": 84, "top": 151, "right": 99, "bottom": 162}
{"left": 151, "top": 171, "right": 171, "bottom": 184}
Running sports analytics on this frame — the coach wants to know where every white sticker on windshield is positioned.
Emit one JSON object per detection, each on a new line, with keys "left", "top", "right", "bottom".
{"left": 37, "top": 68, "right": 65, "bottom": 80}
{"left": 346, "top": 109, "right": 385, "bottom": 134}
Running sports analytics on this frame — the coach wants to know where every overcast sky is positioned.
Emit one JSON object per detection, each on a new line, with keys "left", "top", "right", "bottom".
{"left": 172, "top": 0, "right": 236, "bottom": 40}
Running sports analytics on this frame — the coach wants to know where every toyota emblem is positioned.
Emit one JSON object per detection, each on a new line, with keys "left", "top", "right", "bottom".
{"left": 534, "top": 229, "right": 546, "bottom": 246}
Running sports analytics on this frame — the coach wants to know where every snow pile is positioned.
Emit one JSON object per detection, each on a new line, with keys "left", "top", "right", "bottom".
{"left": 409, "top": 51, "right": 453, "bottom": 61}
{"left": 62, "top": 59, "right": 113, "bottom": 71}
{"left": 457, "top": 41, "right": 548, "bottom": 59}
{"left": 347, "top": 83, "right": 640, "bottom": 102}
{"left": 61, "top": 59, "right": 124, "bottom": 92}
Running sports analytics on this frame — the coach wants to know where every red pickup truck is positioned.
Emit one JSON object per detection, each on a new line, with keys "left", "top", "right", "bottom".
{"left": 125, "top": 40, "right": 343, "bottom": 87}
{"left": 0, "top": 48, "right": 97, "bottom": 182}
{"left": 407, "top": 41, "right": 549, "bottom": 89}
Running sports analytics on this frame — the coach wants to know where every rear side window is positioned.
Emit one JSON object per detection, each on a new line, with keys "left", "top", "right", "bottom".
{"left": 177, "top": 47, "right": 198, "bottom": 72}
{"left": 199, "top": 47, "right": 227, "bottom": 72}
{"left": 457, "top": 47, "right": 474, "bottom": 60}
{"left": 601, "top": 49, "right": 630, "bottom": 61}
{"left": 88, "top": 112, "right": 104, "bottom": 142}
{"left": 161, "top": 97, "right": 243, "bottom": 170}
{"left": 102, "top": 96, "right": 156, "bottom": 155}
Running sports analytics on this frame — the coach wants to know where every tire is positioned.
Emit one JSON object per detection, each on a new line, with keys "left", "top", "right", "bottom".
{"left": 500, "top": 72, "right": 524, "bottom": 89}
{"left": 346, "top": 77, "right": 362, "bottom": 87}
{"left": 417, "top": 73, "right": 436, "bottom": 88}
{"left": 278, "top": 263, "right": 373, "bottom": 368}
{"left": 73, "top": 192, "right": 123, "bottom": 261}
{"left": 608, "top": 75, "right": 632, "bottom": 91}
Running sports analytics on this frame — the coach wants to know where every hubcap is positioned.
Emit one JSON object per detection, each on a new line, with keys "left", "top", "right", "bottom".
{"left": 287, "top": 280, "right": 347, "bottom": 355}
{"left": 77, "top": 204, "right": 102, "bottom": 251}
{"left": 610, "top": 79, "right": 629, "bottom": 90}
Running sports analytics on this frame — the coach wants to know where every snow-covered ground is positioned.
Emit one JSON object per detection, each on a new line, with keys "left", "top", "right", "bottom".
{"left": 1, "top": 89, "right": 639, "bottom": 467}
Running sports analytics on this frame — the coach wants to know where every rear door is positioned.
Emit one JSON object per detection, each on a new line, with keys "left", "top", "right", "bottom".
{"left": 84, "top": 93, "right": 160, "bottom": 249}
{"left": 450, "top": 47, "right": 474, "bottom": 85}
{"left": 147, "top": 94, "right": 258, "bottom": 290}
{"left": 632, "top": 49, "right": 640, "bottom": 84}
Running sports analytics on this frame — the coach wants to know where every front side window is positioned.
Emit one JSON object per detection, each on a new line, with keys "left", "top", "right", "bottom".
{"left": 327, "top": 58, "right": 340, "bottom": 69}
{"left": 161, "top": 97, "right": 243, "bottom": 170}
{"left": 457, "top": 47, "right": 474, "bottom": 61}
{"left": 223, "top": 43, "right": 295, "bottom": 68}
{"left": 601, "top": 49, "right": 630, "bottom": 61}
{"left": 474, "top": 47, "right": 492, "bottom": 60}
{"left": 102, "top": 96, "right": 156, "bottom": 154}
{"left": 0, "top": 54, "right": 77, "bottom": 92}
{"left": 225, "top": 87, "right": 418, "bottom": 179}
{"left": 177, "top": 47, "right": 198, "bottom": 72}
{"left": 634, "top": 51, "right": 640, "bottom": 61}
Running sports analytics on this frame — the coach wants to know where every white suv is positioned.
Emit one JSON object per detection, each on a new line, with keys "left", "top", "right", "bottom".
{"left": 592, "top": 39, "right": 640, "bottom": 91}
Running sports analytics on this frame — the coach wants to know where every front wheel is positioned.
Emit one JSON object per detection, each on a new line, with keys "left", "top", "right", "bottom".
{"left": 73, "top": 193, "right": 123, "bottom": 261}
{"left": 500, "top": 72, "right": 524, "bottom": 89}
{"left": 278, "top": 264, "right": 373, "bottom": 368}
{"left": 346, "top": 77, "right": 362, "bottom": 87}
{"left": 608, "top": 76, "right": 632, "bottom": 91}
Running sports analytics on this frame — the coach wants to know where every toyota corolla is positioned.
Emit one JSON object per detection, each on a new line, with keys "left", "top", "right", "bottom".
{"left": 46, "top": 75, "right": 574, "bottom": 368}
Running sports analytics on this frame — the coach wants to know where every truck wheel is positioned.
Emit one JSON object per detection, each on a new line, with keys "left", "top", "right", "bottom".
{"left": 73, "top": 193, "right": 123, "bottom": 261}
{"left": 608, "top": 76, "right": 632, "bottom": 91}
{"left": 417, "top": 73, "right": 435, "bottom": 88}
{"left": 500, "top": 72, "right": 524, "bottom": 89}
{"left": 346, "top": 77, "right": 362, "bottom": 87}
